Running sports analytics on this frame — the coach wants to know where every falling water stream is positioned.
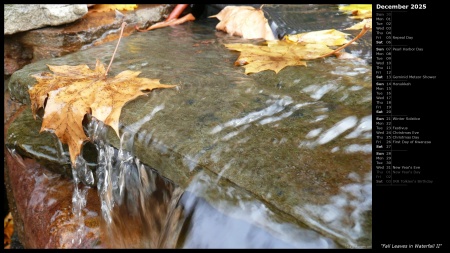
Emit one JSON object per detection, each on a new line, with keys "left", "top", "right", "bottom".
{"left": 66, "top": 116, "right": 338, "bottom": 248}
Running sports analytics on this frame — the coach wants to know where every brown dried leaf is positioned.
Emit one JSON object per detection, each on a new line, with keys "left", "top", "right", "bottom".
{"left": 30, "top": 60, "right": 176, "bottom": 165}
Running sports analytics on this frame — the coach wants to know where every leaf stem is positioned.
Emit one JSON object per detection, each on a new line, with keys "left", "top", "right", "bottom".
{"left": 105, "top": 21, "right": 127, "bottom": 77}
{"left": 317, "top": 24, "right": 370, "bottom": 59}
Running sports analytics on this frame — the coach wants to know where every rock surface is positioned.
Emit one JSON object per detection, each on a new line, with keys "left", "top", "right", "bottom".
{"left": 4, "top": 4, "right": 88, "bottom": 35}
{"left": 4, "top": 4, "right": 173, "bottom": 77}
{"left": 4, "top": 151, "right": 103, "bottom": 248}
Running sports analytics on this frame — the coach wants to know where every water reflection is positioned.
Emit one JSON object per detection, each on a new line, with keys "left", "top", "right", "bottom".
{"left": 297, "top": 171, "right": 372, "bottom": 249}
{"left": 300, "top": 114, "right": 372, "bottom": 152}
{"left": 180, "top": 172, "right": 337, "bottom": 249}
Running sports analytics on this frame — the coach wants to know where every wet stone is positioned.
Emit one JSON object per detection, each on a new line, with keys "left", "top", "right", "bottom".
{"left": 3, "top": 36, "right": 34, "bottom": 76}
{"left": 7, "top": 5, "right": 372, "bottom": 248}
{"left": 6, "top": 107, "right": 72, "bottom": 178}
{"left": 3, "top": 4, "right": 173, "bottom": 79}
{"left": 4, "top": 4, "right": 88, "bottom": 35}
{"left": 4, "top": 151, "right": 103, "bottom": 248}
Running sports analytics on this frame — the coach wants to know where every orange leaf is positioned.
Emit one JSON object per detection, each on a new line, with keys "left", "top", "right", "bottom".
{"left": 90, "top": 4, "right": 137, "bottom": 12}
{"left": 30, "top": 60, "right": 176, "bottom": 165}
{"left": 4, "top": 212, "right": 13, "bottom": 249}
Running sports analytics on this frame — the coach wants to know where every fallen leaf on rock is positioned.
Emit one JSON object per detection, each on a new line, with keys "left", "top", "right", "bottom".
{"left": 30, "top": 60, "right": 176, "bottom": 165}
{"left": 209, "top": 5, "right": 276, "bottom": 41}
{"left": 225, "top": 41, "right": 334, "bottom": 74}
{"left": 225, "top": 25, "right": 370, "bottom": 74}
{"left": 90, "top": 4, "right": 137, "bottom": 12}
{"left": 284, "top": 29, "right": 351, "bottom": 46}
{"left": 345, "top": 18, "right": 372, "bottom": 30}
{"left": 340, "top": 4, "right": 372, "bottom": 31}
{"left": 339, "top": 4, "right": 372, "bottom": 19}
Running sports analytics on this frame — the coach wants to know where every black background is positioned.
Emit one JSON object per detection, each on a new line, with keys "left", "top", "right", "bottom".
{"left": 373, "top": 0, "right": 445, "bottom": 249}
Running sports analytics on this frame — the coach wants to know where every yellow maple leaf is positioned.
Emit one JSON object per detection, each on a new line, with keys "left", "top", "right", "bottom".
{"left": 209, "top": 5, "right": 276, "bottom": 41}
{"left": 90, "top": 4, "right": 138, "bottom": 12}
{"left": 284, "top": 29, "right": 350, "bottom": 46}
{"left": 225, "top": 41, "right": 334, "bottom": 74}
{"left": 346, "top": 18, "right": 372, "bottom": 30}
{"left": 339, "top": 4, "right": 372, "bottom": 31}
{"left": 30, "top": 59, "right": 176, "bottom": 165}
{"left": 225, "top": 25, "right": 370, "bottom": 75}
{"left": 339, "top": 4, "right": 372, "bottom": 19}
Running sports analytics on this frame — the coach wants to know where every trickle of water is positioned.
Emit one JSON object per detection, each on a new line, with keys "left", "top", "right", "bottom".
{"left": 6, "top": 145, "right": 26, "bottom": 168}
{"left": 69, "top": 156, "right": 92, "bottom": 248}
{"left": 87, "top": 116, "right": 186, "bottom": 248}
{"left": 98, "top": 148, "right": 185, "bottom": 248}
{"left": 74, "top": 156, "right": 95, "bottom": 186}
{"left": 52, "top": 133, "right": 71, "bottom": 164}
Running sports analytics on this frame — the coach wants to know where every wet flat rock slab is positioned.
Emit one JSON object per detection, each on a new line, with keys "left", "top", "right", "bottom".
{"left": 7, "top": 5, "right": 372, "bottom": 248}
{"left": 4, "top": 4, "right": 173, "bottom": 75}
